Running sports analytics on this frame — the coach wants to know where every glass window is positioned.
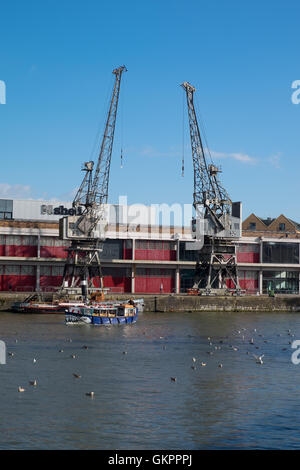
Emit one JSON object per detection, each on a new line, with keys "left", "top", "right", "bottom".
{"left": 5, "top": 265, "right": 20, "bottom": 275}
{"left": 22, "top": 236, "right": 37, "bottom": 246}
{"left": 249, "top": 222, "right": 256, "bottom": 230}
{"left": 0, "top": 199, "right": 13, "bottom": 212}
{"left": 52, "top": 266, "right": 64, "bottom": 276}
{"left": 20, "top": 265, "right": 35, "bottom": 275}
{"left": 40, "top": 266, "right": 51, "bottom": 276}
{"left": 245, "top": 271, "right": 258, "bottom": 280}
{"left": 138, "top": 240, "right": 148, "bottom": 250}
{"left": 102, "top": 267, "right": 128, "bottom": 277}
{"left": 124, "top": 239, "right": 132, "bottom": 249}
{"left": 279, "top": 223, "right": 285, "bottom": 231}
{"left": 179, "top": 242, "right": 199, "bottom": 261}
{"left": 136, "top": 268, "right": 147, "bottom": 277}
{"left": 262, "top": 242, "right": 299, "bottom": 264}
{"left": 263, "top": 270, "right": 299, "bottom": 294}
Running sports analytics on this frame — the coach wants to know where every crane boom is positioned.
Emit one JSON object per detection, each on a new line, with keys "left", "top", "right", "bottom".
{"left": 181, "top": 82, "right": 232, "bottom": 232}
{"left": 58, "top": 65, "right": 127, "bottom": 300}
{"left": 181, "top": 80, "right": 242, "bottom": 293}
{"left": 61, "top": 65, "right": 127, "bottom": 240}
{"left": 91, "top": 65, "right": 127, "bottom": 207}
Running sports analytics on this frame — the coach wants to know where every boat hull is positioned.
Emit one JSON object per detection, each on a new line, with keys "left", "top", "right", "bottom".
{"left": 11, "top": 303, "right": 66, "bottom": 314}
{"left": 65, "top": 312, "right": 138, "bottom": 325}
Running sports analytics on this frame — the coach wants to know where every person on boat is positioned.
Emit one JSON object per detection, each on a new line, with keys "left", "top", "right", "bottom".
{"left": 128, "top": 298, "right": 135, "bottom": 306}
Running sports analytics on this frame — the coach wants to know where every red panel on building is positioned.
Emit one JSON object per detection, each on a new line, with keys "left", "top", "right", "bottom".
{"left": 135, "top": 268, "right": 175, "bottom": 293}
{"left": 123, "top": 249, "right": 133, "bottom": 259}
{"left": 2, "top": 275, "right": 36, "bottom": 291}
{"left": 135, "top": 249, "right": 176, "bottom": 261}
{"left": 92, "top": 276, "right": 131, "bottom": 293}
{"left": 40, "top": 247, "right": 68, "bottom": 258}
{"left": 5, "top": 246, "right": 37, "bottom": 257}
{"left": 237, "top": 253, "right": 260, "bottom": 263}
{"left": 40, "top": 276, "right": 62, "bottom": 288}
{"left": 237, "top": 244, "right": 260, "bottom": 263}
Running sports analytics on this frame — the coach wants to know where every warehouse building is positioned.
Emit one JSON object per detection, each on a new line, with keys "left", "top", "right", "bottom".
{"left": 0, "top": 199, "right": 300, "bottom": 295}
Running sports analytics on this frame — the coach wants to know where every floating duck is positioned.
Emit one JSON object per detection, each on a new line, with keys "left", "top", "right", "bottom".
{"left": 86, "top": 392, "right": 94, "bottom": 397}
{"left": 29, "top": 380, "right": 37, "bottom": 386}
{"left": 18, "top": 386, "right": 25, "bottom": 392}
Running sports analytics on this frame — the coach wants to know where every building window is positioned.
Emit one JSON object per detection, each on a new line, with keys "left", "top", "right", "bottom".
{"left": 262, "top": 242, "right": 299, "bottom": 264}
{"left": 0, "top": 211, "right": 12, "bottom": 219}
{"left": 263, "top": 271, "right": 299, "bottom": 294}
{"left": 0, "top": 199, "right": 13, "bottom": 219}
{"left": 249, "top": 222, "right": 256, "bottom": 230}
{"left": 279, "top": 223, "right": 285, "bottom": 231}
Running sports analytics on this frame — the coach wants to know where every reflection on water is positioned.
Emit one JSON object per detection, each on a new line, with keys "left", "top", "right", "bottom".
{"left": 0, "top": 310, "right": 300, "bottom": 449}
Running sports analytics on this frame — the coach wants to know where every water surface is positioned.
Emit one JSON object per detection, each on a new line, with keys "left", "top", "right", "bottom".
{"left": 0, "top": 310, "right": 300, "bottom": 449}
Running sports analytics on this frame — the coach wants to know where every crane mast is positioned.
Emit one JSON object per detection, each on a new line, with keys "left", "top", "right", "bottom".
{"left": 72, "top": 65, "right": 127, "bottom": 238}
{"left": 59, "top": 66, "right": 127, "bottom": 301}
{"left": 181, "top": 81, "right": 242, "bottom": 294}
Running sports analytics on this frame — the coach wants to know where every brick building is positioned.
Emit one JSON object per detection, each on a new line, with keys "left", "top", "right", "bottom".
{"left": 1, "top": 199, "right": 300, "bottom": 295}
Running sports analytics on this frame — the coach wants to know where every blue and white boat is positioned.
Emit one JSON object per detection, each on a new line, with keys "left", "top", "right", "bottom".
{"left": 65, "top": 302, "right": 138, "bottom": 325}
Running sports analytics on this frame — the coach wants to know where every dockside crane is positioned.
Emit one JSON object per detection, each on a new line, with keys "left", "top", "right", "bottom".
{"left": 181, "top": 81, "right": 242, "bottom": 293}
{"left": 59, "top": 65, "right": 127, "bottom": 301}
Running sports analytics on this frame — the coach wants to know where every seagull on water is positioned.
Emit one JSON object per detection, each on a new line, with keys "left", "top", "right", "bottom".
{"left": 253, "top": 354, "right": 264, "bottom": 364}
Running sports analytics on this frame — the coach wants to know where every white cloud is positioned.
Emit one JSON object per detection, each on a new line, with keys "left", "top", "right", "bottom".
{"left": 0, "top": 184, "right": 33, "bottom": 199}
{"left": 137, "top": 145, "right": 257, "bottom": 164}
{"left": 209, "top": 150, "right": 257, "bottom": 164}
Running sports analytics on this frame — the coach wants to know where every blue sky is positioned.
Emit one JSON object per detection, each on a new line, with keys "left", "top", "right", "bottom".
{"left": 0, "top": 0, "right": 300, "bottom": 220}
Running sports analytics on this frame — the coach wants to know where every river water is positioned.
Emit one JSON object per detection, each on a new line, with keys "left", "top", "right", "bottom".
{"left": 0, "top": 310, "right": 300, "bottom": 449}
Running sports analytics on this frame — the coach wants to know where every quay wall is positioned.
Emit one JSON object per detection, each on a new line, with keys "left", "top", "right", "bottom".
{"left": 1, "top": 292, "right": 300, "bottom": 312}
{"left": 142, "top": 295, "right": 300, "bottom": 313}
